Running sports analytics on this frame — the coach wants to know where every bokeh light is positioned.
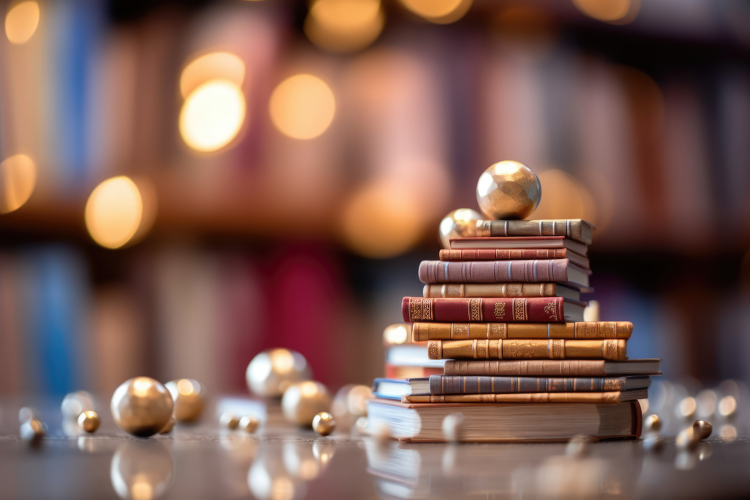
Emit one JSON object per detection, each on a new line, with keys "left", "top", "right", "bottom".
{"left": 571, "top": 0, "right": 639, "bottom": 24}
{"left": 304, "top": 0, "right": 384, "bottom": 53}
{"left": 269, "top": 74, "right": 336, "bottom": 140}
{"left": 85, "top": 176, "right": 144, "bottom": 249}
{"left": 179, "top": 79, "right": 246, "bottom": 153}
{"left": 400, "top": 0, "right": 472, "bottom": 24}
{"left": 179, "top": 51, "right": 245, "bottom": 98}
{"left": 533, "top": 169, "right": 598, "bottom": 227}
{"left": 340, "top": 182, "right": 425, "bottom": 258}
{"left": 0, "top": 154, "right": 36, "bottom": 214}
{"left": 5, "top": 1, "right": 39, "bottom": 45}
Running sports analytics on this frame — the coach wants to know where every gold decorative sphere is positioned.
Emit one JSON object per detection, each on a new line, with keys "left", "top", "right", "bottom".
{"left": 441, "top": 413, "right": 464, "bottom": 443}
{"left": 78, "top": 410, "right": 101, "bottom": 433}
{"left": 111, "top": 440, "right": 174, "bottom": 500}
{"left": 165, "top": 379, "right": 206, "bottom": 423}
{"left": 20, "top": 419, "right": 45, "bottom": 446}
{"left": 239, "top": 415, "right": 259, "bottom": 434}
{"left": 281, "top": 381, "right": 332, "bottom": 427}
{"left": 220, "top": 411, "right": 240, "bottom": 430}
{"left": 246, "top": 348, "right": 312, "bottom": 398}
{"left": 110, "top": 377, "right": 174, "bottom": 438}
{"left": 693, "top": 420, "right": 713, "bottom": 440}
{"left": 644, "top": 414, "right": 661, "bottom": 433}
{"left": 159, "top": 416, "right": 176, "bottom": 434}
{"left": 476, "top": 161, "right": 542, "bottom": 220}
{"left": 438, "top": 208, "right": 482, "bottom": 248}
{"left": 312, "top": 412, "right": 336, "bottom": 436}
{"left": 62, "top": 390, "right": 95, "bottom": 420}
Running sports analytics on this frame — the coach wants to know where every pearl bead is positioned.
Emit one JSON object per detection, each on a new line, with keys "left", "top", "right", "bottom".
{"left": 312, "top": 412, "right": 336, "bottom": 436}
{"left": 476, "top": 161, "right": 541, "bottom": 220}
{"left": 110, "top": 377, "right": 174, "bottom": 437}
{"left": 78, "top": 410, "right": 101, "bottom": 433}
{"left": 165, "top": 379, "right": 206, "bottom": 423}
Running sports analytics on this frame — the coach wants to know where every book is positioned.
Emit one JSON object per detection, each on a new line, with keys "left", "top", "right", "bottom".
{"left": 476, "top": 220, "right": 595, "bottom": 245}
{"left": 411, "top": 321, "right": 633, "bottom": 341}
{"left": 443, "top": 359, "right": 661, "bottom": 377}
{"left": 372, "top": 378, "right": 429, "bottom": 400}
{"left": 402, "top": 297, "right": 585, "bottom": 323}
{"left": 427, "top": 339, "right": 627, "bottom": 361}
{"left": 441, "top": 247, "right": 589, "bottom": 269}
{"left": 428, "top": 375, "right": 651, "bottom": 394}
{"left": 366, "top": 398, "right": 642, "bottom": 442}
{"left": 385, "top": 364, "right": 443, "bottom": 379}
{"left": 418, "top": 259, "right": 590, "bottom": 288}
{"left": 387, "top": 344, "right": 446, "bottom": 369}
{"left": 423, "top": 283, "right": 582, "bottom": 301}
{"left": 403, "top": 389, "right": 647, "bottom": 404}
{"left": 449, "top": 236, "right": 587, "bottom": 256}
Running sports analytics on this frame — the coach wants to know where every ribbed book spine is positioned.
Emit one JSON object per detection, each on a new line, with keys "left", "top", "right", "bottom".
{"left": 412, "top": 321, "right": 632, "bottom": 341}
{"left": 418, "top": 259, "right": 572, "bottom": 284}
{"left": 423, "top": 283, "right": 557, "bottom": 298}
{"left": 402, "top": 297, "right": 567, "bottom": 323}
{"left": 429, "top": 375, "right": 628, "bottom": 394}
{"left": 403, "top": 392, "right": 626, "bottom": 404}
{"left": 427, "top": 339, "right": 627, "bottom": 361}
{"left": 476, "top": 219, "right": 593, "bottom": 245}
{"left": 443, "top": 360, "right": 610, "bottom": 377}
{"left": 440, "top": 249, "right": 568, "bottom": 261}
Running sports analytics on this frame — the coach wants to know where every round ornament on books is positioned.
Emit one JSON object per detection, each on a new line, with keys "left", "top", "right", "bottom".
{"left": 438, "top": 208, "right": 482, "bottom": 248}
{"left": 476, "top": 161, "right": 541, "bottom": 220}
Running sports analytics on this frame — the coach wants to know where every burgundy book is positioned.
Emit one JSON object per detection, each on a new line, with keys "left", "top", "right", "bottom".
{"left": 440, "top": 248, "right": 589, "bottom": 270}
{"left": 402, "top": 297, "right": 585, "bottom": 323}
{"left": 418, "top": 259, "right": 590, "bottom": 288}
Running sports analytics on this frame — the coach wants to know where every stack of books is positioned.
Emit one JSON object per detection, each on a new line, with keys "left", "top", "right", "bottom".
{"left": 369, "top": 219, "right": 661, "bottom": 442}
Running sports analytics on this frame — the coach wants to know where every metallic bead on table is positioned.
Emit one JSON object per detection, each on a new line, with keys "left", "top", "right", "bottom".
{"left": 312, "top": 412, "right": 336, "bottom": 436}
{"left": 642, "top": 433, "right": 664, "bottom": 453}
{"left": 239, "top": 415, "right": 259, "bottom": 434}
{"left": 246, "top": 348, "right": 312, "bottom": 398}
{"left": 693, "top": 420, "right": 713, "bottom": 440}
{"left": 220, "top": 412, "right": 240, "bottom": 430}
{"left": 77, "top": 410, "right": 101, "bottom": 433}
{"left": 281, "top": 381, "right": 332, "bottom": 427}
{"left": 476, "top": 161, "right": 542, "bottom": 220}
{"left": 676, "top": 427, "right": 700, "bottom": 451}
{"left": 20, "top": 419, "right": 45, "bottom": 446}
{"left": 165, "top": 379, "right": 206, "bottom": 423}
{"left": 438, "top": 208, "right": 482, "bottom": 248}
{"left": 644, "top": 414, "right": 661, "bottom": 433}
{"left": 110, "top": 377, "right": 174, "bottom": 438}
{"left": 62, "top": 391, "right": 95, "bottom": 420}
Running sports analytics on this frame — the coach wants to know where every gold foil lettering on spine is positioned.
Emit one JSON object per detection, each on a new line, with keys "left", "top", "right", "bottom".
{"left": 600, "top": 322, "right": 614, "bottom": 339}
{"left": 543, "top": 301, "right": 558, "bottom": 321}
{"left": 422, "top": 299, "right": 433, "bottom": 320}
{"left": 489, "top": 323, "right": 507, "bottom": 339}
{"left": 513, "top": 298, "right": 526, "bottom": 321}
{"left": 507, "top": 284, "right": 521, "bottom": 296}
{"left": 409, "top": 299, "right": 422, "bottom": 322}
{"left": 469, "top": 299, "right": 482, "bottom": 321}
{"left": 550, "top": 339, "right": 565, "bottom": 359}
{"left": 453, "top": 323, "right": 469, "bottom": 340}
{"left": 494, "top": 302, "right": 505, "bottom": 319}
{"left": 428, "top": 341, "right": 441, "bottom": 359}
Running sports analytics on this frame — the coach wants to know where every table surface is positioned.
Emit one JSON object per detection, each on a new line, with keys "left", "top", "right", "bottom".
{"left": 2, "top": 397, "right": 750, "bottom": 500}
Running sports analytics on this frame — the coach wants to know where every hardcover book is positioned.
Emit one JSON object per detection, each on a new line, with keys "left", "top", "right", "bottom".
{"left": 418, "top": 259, "right": 590, "bottom": 288}
{"left": 476, "top": 220, "right": 595, "bottom": 245}
{"left": 423, "top": 283, "right": 582, "bottom": 301}
{"left": 443, "top": 359, "right": 661, "bottom": 377}
{"left": 402, "top": 297, "right": 585, "bottom": 323}
{"left": 411, "top": 321, "right": 633, "bottom": 341}
{"left": 441, "top": 247, "right": 589, "bottom": 269}
{"left": 427, "top": 339, "right": 627, "bottom": 361}
{"left": 449, "top": 236, "right": 587, "bottom": 256}
{"left": 385, "top": 364, "right": 443, "bottom": 379}
{"left": 403, "top": 390, "right": 647, "bottom": 404}
{"left": 428, "top": 375, "right": 651, "bottom": 394}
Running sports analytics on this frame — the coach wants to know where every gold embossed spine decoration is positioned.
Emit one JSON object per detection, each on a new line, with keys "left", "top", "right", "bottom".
{"left": 427, "top": 341, "right": 442, "bottom": 359}
{"left": 427, "top": 339, "right": 627, "bottom": 360}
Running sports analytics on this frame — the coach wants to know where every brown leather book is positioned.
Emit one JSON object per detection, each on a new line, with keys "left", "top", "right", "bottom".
{"left": 412, "top": 321, "right": 633, "bottom": 341}
{"left": 443, "top": 359, "right": 661, "bottom": 377}
{"left": 427, "top": 339, "right": 627, "bottom": 361}
{"left": 476, "top": 219, "right": 595, "bottom": 245}
{"left": 423, "top": 283, "right": 581, "bottom": 299}
{"left": 440, "top": 248, "right": 590, "bottom": 269}
{"left": 403, "top": 389, "right": 646, "bottom": 404}
{"left": 418, "top": 259, "right": 590, "bottom": 288}
{"left": 428, "top": 375, "right": 651, "bottom": 394}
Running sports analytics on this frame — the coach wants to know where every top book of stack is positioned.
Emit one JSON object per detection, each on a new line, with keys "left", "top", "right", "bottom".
{"left": 475, "top": 219, "right": 594, "bottom": 245}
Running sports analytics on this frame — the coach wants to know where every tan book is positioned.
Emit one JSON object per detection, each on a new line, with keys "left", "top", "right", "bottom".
{"left": 412, "top": 322, "right": 633, "bottom": 342}
{"left": 443, "top": 359, "right": 661, "bottom": 377}
{"left": 423, "top": 283, "right": 582, "bottom": 301}
{"left": 427, "top": 339, "right": 627, "bottom": 361}
{"left": 403, "top": 389, "right": 647, "bottom": 404}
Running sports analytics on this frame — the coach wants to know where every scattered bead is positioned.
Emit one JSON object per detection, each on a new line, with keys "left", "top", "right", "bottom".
{"left": 18, "top": 406, "right": 39, "bottom": 425}
{"left": 61, "top": 391, "right": 94, "bottom": 420}
{"left": 312, "top": 412, "right": 336, "bottom": 436}
{"left": 565, "top": 435, "right": 593, "bottom": 458}
{"left": 77, "top": 410, "right": 101, "bottom": 433}
{"left": 442, "top": 413, "right": 464, "bottom": 443}
{"left": 111, "top": 377, "right": 174, "bottom": 437}
{"left": 246, "top": 349, "right": 311, "bottom": 398}
{"left": 281, "top": 381, "right": 332, "bottom": 427}
{"left": 438, "top": 209, "right": 481, "bottom": 248}
{"left": 239, "top": 415, "right": 260, "bottom": 434}
{"left": 220, "top": 411, "right": 240, "bottom": 430}
{"left": 676, "top": 427, "right": 700, "bottom": 451}
{"left": 644, "top": 414, "right": 661, "bottom": 433}
{"left": 165, "top": 379, "right": 206, "bottom": 423}
{"left": 692, "top": 420, "right": 712, "bottom": 440}
{"left": 158, "top": 416, "right": 176, "bottom": 434}
{"left": 20, "top": 419, "right": 45, "bottom": 446}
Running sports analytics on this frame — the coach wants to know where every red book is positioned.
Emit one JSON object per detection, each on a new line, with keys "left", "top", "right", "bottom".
{"left": 402, "top": 297, "right": 585, "bottom": 323}
{"left": 418, "top": 259, "right": 590, "bottom": 288}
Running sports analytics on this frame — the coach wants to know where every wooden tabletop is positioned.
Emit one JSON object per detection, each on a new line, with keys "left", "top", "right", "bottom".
{"left": 1, "top": 397, "right": 749, "bottom": 499}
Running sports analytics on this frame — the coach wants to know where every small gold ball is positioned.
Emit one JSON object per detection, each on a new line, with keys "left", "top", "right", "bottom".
{"left": 642, "top": 433, "right": 664, "bottom": 453}
{"left": 438, "top": 208, "right": 482, "bottom": 248}
{"left": 476, "top": 161, "right": 542, "bottom": 220}
{"left": 62, "top": 391, "right": 95, "bottom": 420}
{"left": 110, "top": 377, "right": 174, "bottom": 438}
{"left": 220, "top": 411, "right": 240, "bottom": 430}
{"left": 693, "top": 420, "right": 713, "bottom": 440}
{"left": 676, "top": 426, "right": 700, "bottom": 451}
{"left": 18, "top": 406, "right": 40, "bottom": 424}
{"left": 246, "top": 348, "right": 311, "bottom": 398}
{"left": 165, "top": 379, "right": 206, "bottom": 423}
{"left": 20, "top": 419, "right": 45, "bottom": 446}
{"left": 441, "top": 413, "right": 464, "bottom": 443}
{"left": 281, "top": 381, "right": 332, "bottom": 427}
{"left": 566, "top": 435, "right": 593, "bottom": 457}
{"left": 312, "top": 412, "right": 336, "bottom": 436}
{"left": 644, "top": 414, "right": 661, "bottom": 433}
{"left": 77, "top": 410, "right": 101, "bottom": 433}
{"left": 159, "top": 416, "right": 176, "bottom": 434}
{"left": 239, "top": 415, "right": 260, "bottom": 434}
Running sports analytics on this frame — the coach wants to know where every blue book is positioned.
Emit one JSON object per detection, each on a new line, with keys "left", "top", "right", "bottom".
{"left": 372, "top": 378, "right": 429, "bottom": 401}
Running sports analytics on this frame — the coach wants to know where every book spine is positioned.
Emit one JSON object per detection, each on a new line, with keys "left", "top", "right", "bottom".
{"left": 429, "top": 375, "right": 625, "bottom": 394}
{"left": 439, "top": 249, "right": 567, "bottom": 261}
{"left": 423, "top": 283, "right": 557, "bottom": 298}
{"left": 427, "top": 339, "right": 627, "bottom": 361}
{"left": 443, "top": 360, "right": 609, "bottom": 376}
{"left": 385, "top": 364, "right": 444, "bottom": 378}
{"left": 403, "top": 392, "right": 624, "bottom": 404}
{"left": 418, "top": 260, "right": 570, "bottom": 284}
{"left": 402, "top": 297, "right": 566, "bottom": 323}
{"left": 412, "top": 322, "right": 633, "bottom": 341}
{"left": 476, "top": 220, "right": 591, "bottom": 245}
